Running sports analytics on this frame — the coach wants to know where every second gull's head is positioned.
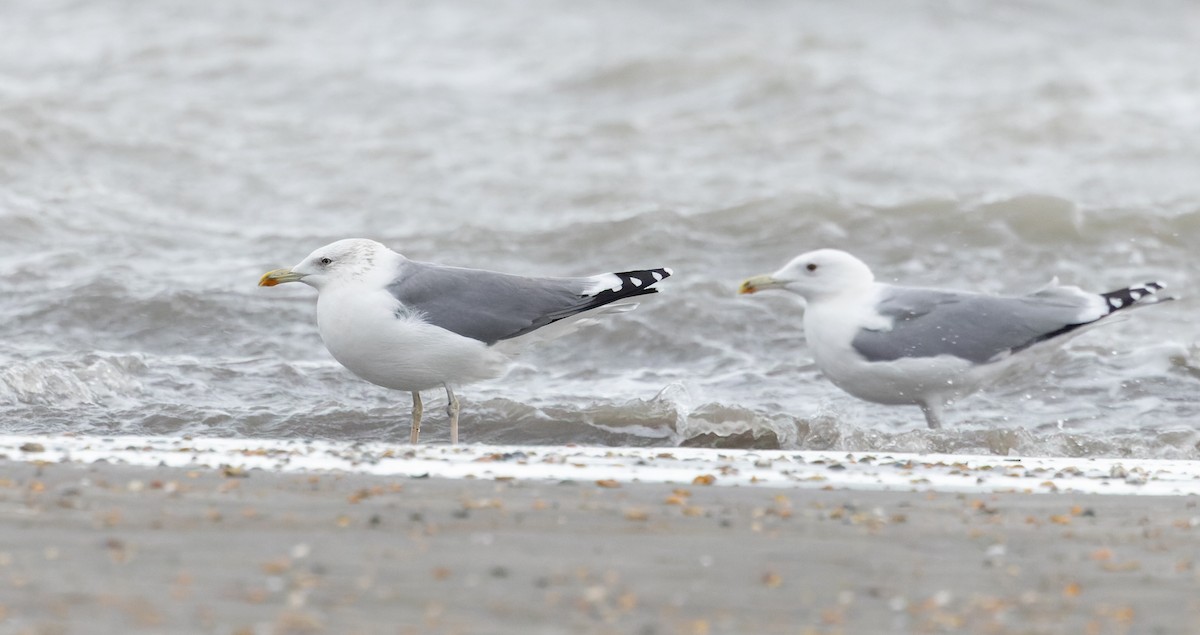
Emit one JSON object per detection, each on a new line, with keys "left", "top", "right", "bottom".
{"left": 739, "top": 249, "right": 875, "bottom": 301}
{"left": 259, "top": 238, "right": 395, "bottom": 291}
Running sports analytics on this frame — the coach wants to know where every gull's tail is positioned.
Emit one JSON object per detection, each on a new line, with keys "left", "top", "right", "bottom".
{"left": 1013, "top": 280, "right": 1173, "bottom": 354}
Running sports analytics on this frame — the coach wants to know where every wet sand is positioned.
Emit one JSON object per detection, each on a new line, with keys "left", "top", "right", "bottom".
{"left": 0, "top": 460, "right": 1198, "bottom": 634}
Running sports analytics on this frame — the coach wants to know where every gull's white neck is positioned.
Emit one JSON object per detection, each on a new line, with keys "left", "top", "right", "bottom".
{"left": 312, "top": 249, "right": 406, "bottom": 370}
{"left": 802, "top": 284, "right": 887, "bottom": 368}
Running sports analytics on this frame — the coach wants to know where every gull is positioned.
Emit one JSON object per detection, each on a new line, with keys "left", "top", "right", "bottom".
{"left": 260, "top": 238, "right": 671, "bottom": 444}
{"left": 739, "top": 249, "right": 1172, "bottom": 428}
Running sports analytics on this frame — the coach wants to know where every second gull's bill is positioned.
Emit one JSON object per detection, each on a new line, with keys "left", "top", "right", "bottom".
{"left": 260, "top": 239, "right": 671, "bottom": 444}
{"left": 739, "top": 249, "right": 1172, "bottom": 429}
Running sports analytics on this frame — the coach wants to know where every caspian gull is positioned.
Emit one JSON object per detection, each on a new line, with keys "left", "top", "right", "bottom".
{"left": 260, "top": 238, "right": 671, "bottom": 444}
{"left": 739, "top": 249, "right": 1171, "bottom": 428}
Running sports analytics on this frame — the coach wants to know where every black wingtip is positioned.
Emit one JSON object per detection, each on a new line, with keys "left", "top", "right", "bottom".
{"left": 614, "top": 267, "right": 672, "bottom": 282}
{"left": 582, "top": 267, "right": 672, "bottom": 307}
{"left": 610, "top": 267, "right": 672, "bottom": 290}
{"left": 1101, "top": 281, "right": 1170, "bottom": 313}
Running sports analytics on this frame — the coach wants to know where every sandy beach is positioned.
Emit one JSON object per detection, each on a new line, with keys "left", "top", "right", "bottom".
{"left": 1, "top": 450, "right": 1198, "bottom": 635}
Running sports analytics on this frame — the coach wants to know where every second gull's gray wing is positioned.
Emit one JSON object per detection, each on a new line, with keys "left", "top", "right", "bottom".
{"left": 387, "top": 260, "right": 671, "bottom": 345}
{"left": 850, "top": 284, "right": 1110, "bottom": 365}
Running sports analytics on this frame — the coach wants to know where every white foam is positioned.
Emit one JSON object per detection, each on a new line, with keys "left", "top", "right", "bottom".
{"left": 3, "top": 435, "right": 1198, "bottom": 497}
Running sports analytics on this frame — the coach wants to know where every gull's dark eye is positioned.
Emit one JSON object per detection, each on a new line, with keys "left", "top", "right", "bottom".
{"left": 319, "top": 257, "right": 333, "bottom": 266}
{"left": 806, "top": 263, "right": 818, "bottom": 272}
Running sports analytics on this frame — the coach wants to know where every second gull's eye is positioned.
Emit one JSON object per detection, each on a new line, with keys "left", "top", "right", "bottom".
{"left": 806, "top": 263, "right": 818, "bottom": 272}
{"left": 320, "top": 257, "right": 333, "bottom": 266}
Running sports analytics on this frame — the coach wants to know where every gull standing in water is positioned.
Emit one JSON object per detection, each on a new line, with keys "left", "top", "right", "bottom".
{"left": 740, "top": 249, "right": 1171, "bottom": 428}
{"left": 260, "top": 238, "right": 671, "bottom": 444}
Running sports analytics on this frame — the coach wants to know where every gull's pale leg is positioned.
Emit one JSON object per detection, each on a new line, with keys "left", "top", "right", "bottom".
{"left": 410, "top": 391, "right": 423, "bottom": 444}
{"left": 444, "top": 383, "right": 460, "bottom": 445}
{"left": 919, "top": 401, "right": 943, "bottom": 429}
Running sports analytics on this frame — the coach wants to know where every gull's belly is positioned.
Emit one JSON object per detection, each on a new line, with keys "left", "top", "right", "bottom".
{"left": 316, "top": 290, "right": 507, "bottom": 392}
{"left": 815, "top": 349, "right": 978, "bottom": 406}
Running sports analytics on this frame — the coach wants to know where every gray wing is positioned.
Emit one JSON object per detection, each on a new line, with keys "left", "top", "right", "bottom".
{"left": 386, "top": 260, "right": 669, "bottom": 345}
{"left": 851, "top": 285, "right": 1100, "bottom": 365}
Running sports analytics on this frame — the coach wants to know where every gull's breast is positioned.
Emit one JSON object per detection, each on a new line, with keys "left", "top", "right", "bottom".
{"left": 315, "top": 286, "right": 507, "bottom": 392}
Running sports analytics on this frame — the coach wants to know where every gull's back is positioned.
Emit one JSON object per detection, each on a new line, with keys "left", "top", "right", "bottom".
{"left": 387, "top": 260, "right": 671, "bottom": 346}
{"left": 851, "top": 282, "right": 1130, "bottom": 366}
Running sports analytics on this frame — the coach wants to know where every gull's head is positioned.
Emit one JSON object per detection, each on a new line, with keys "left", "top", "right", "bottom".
{"left": 739, "top": 249, "right": 875, "bottom": 301}
{"left": 259, "top": 238, "right": 394, "bottom": 291}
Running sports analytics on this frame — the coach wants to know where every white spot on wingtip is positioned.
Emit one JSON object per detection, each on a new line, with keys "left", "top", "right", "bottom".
{"left": 631, "top": 277, "right": 643, "bottom": 287}
{"left": 1109, "top": 297, "right": 1124, "bottom": 308}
